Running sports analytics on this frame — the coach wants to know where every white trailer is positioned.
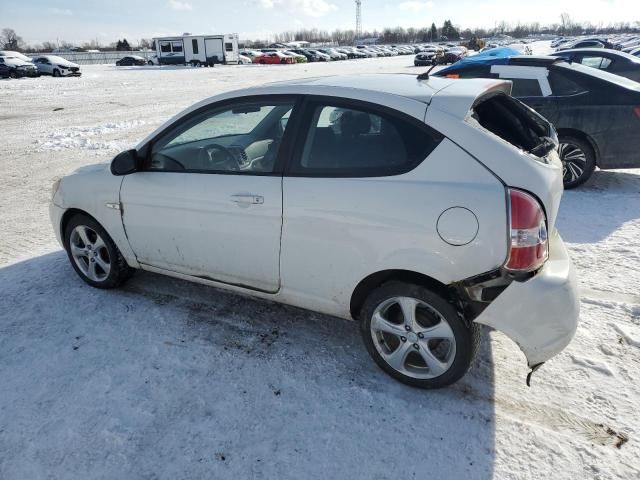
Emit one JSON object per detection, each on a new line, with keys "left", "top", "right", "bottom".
{"left": 153, "top": 34, "right": 239, "bottom": 66}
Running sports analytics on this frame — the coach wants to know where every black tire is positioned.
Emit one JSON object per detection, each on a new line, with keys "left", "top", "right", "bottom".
{"left": 148, "top": 61, "right": 153, "bottom": 65}
{"left": 53, "top": 69, "right": 61, "bottom": 77}
{"left": 360, "top": 281, "right": 478, "bottom": 389}
{"left": 64, "top": 214, "right": 134, "bottom": 289}
{"left": 558, "top": 135, "right": 596, "bottom": 189}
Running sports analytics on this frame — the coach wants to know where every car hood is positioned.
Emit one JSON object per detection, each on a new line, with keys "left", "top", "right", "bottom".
{"left": 54, "top": 58, "right": 80, "bottom": 68}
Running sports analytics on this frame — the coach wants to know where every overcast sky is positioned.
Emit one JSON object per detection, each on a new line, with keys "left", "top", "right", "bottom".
{"left": 3, "top": 0, "right": 639, "bottom": 46}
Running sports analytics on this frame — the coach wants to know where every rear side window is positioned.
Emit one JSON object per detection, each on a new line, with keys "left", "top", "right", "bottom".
{"left": 548, "top": 69, "right": 586, "bottom": 95}
{"left": 192, "top": 39, "right": 199, "bottom": 54}
{"left": 290, "top": 103, "right": 443, "bottom": 177}
{"left": 510, "top": 78, "right": 543, "bottom": 97}
{"left": 470, "top": 93, "right": 553, "bottom": 156}
{"left": 580, "top": 55, "right": 612, "bottom": 69}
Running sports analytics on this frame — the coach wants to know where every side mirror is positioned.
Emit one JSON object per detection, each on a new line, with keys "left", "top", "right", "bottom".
{"left": 110, "top": 149, "right": 139, "bottom": 176}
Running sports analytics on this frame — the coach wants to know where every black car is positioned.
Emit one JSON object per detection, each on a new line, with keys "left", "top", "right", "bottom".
{"left": 115, "top": 55, "right": 147, "bottom": 66}
{"left": 289, "top": 49, "right": 319, "bottom": 62}
{"left": 0, "top": 57, "right": 39, "bottom": 78}
{"left": 557, "top": 38, "right": 613, "bottom": 50}
{"left": 0, "top": 63, "right": 11, "bottom": 78}
{"left": 551, "top": 48, "right": 640, "bottom": 82}
{"left": 434, "top": 56, "right": 640, "bottom": 188}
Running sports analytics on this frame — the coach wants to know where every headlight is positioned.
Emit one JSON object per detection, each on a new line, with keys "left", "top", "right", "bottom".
{"left": 57, "top": 65, "right": 68, "bottom": 69}
{"left": 51, "top": 178, "right": 61, "bottom": 200}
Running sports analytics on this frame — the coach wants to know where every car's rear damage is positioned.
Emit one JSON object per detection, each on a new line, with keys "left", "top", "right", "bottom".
{"left": 451, "top": 230, "right": 579, "bottom": 382}
{"left": 428, "top": 77, "right": 580, "bottom": 382}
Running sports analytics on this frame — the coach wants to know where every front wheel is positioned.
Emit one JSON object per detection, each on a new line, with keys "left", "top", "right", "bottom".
{"left": 53, "top": 69, "right": 61, "bottom": 77}
{"left": 360, "top": 282, "right": 478, "bottom": 389}
{"left": 64, "top": 214, "right": 134, "bottom": 289}
{"left": 558, "top": 136, "right": 596, "bottom": 189}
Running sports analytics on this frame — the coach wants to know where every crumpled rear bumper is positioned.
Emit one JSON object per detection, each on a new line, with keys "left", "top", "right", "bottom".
{"left": 474, "top": 231, "right": 579, "bottom": 366}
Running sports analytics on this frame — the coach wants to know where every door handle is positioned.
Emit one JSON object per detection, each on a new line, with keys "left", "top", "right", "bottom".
{"left": 231, "top": 194, "right": 264, "bottom": 205}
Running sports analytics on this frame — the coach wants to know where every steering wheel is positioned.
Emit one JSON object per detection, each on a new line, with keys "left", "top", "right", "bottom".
{"left": 198, "top": 143, "right": 240, "bottom": 170}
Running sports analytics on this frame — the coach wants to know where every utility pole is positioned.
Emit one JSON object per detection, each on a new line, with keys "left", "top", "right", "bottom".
{"left": 355, "top": 0, "right": 362, "bottom": 44}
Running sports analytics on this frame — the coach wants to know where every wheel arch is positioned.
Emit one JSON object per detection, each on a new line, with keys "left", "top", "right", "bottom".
{"left": 556, "top": 128, "right": 599, "bottom": 164}
{"left": 350, "top": 269, "right": 454, "bottom": 320}
{"left": 60, "top": 208, "right": 97, "bottom": 246}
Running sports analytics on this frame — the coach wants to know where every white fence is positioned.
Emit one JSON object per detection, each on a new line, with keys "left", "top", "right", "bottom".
{"left": 27, "top": 51, "right": 155, "bottom": 65}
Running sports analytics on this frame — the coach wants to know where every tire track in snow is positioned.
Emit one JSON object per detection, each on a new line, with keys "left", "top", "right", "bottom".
{"left": 581, "top": 288, "right": 640, "bottom": 307}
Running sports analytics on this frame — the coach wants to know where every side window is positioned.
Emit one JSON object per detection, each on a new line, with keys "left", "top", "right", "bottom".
{"left": 192, "top": 39, "right": 199, "bottom": 55}
{"left": 291, "top": 103, "right": 442, "bottom": 176}
{"left": 510, "top": 78, "right": 543, "bottom": 97}
{"left": 148, "top": 99, "right": 295, "bottom": 174}
{"left": 580, "top": 56, "right": 610, "bottom": 70}
{"left": 172, "top": 41, "right": 183, "bottom": 53}
{"left": 548, "top": 69, "right": 586, "bottom": 96}
{"left": 225, "top": 42, "right": 233, "bottom": 52}
{"left": 160, "top": 41, "right": 171, "bottom": 53}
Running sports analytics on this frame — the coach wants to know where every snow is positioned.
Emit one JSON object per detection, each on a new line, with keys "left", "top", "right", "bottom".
{"left": 1, "top": 48, "right": 639, "bottom": 479}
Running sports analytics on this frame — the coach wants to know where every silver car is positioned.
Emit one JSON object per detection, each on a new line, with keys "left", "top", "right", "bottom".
{"left": 33, "top": 55, "right": 81, "bottom": 77}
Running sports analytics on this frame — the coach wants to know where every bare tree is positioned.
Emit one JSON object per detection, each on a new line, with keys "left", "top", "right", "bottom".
{"left": 1, "top": 28, "right": 26, "bottom": 51}
{"left": 560, "top": 12, "right": 572, "bottom": 35}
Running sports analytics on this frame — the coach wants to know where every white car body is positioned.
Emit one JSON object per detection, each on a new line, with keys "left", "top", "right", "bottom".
{"left": 0, "top": 50, "right": 32, "bottom": 62}
{"left": 238, "top": 54, "right": 252, "bottom": 64}
{"left": 50, "top": 74, "right": 579, "bottom": 386}
{"left": 32, "top": 55, "right": 81, "bottom": 76}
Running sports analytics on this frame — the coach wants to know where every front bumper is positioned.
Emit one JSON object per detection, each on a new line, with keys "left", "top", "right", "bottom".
{"left": 474, "top": 231, "right": 579, "bottom": 366}
{"left": 49, "top": 203, "right": 65, "bottom": 248}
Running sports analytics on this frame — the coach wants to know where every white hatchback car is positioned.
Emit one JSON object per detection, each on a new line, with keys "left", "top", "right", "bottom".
{"left": 50, "top": 74, "right": 579, "bottom": 388}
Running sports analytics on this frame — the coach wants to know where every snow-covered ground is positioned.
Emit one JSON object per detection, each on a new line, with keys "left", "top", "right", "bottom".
{"left": 1, "top": 51, "right": 639, "bottom": 480}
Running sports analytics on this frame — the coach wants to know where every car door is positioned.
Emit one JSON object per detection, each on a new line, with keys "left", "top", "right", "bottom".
{"left": 119, "top": 96, "right": 299, "bottom": 293}
{"left": 36, "top": 57, "right": 53, "bottom": 75}
{"left": 280, "top": 98, "right": 447, "bottom": 312}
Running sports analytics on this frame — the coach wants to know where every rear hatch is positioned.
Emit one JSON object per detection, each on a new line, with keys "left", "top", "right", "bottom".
{"left": 468, "top": 92, "right": 564, "bottom": 232}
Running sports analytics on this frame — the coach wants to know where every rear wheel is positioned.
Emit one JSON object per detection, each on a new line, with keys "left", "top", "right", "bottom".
{"left": 148, "top": 60, "right": 153, "bottom": 65}
{"left": 64, "top": 214, "right": 134, "bottom": 289}
{"left": 558, "top": 135, "right": 596, "bottom": 189}
{"left": 360, "top": 282, "right": 478, "bottom": 389}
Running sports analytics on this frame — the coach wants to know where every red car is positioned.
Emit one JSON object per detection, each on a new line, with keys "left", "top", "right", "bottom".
{"left": 253, "top": 52, "right": 294, "bottom": 65}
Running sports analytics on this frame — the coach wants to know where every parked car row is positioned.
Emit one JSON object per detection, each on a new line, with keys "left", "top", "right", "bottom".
{"left": 553, "top": 34, "right": 640, "bottom": 55}
{"left": 0, "top": 51, "right": 81, "bottom": 79}
{"left": 414, "top": 45, "right": 469, "bottom": 66}
{"left": 238, "top": 44, "right": 417, "bottom": 65}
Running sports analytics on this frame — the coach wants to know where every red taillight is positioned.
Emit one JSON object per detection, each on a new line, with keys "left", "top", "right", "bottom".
{"left": 633, "top": 106, "right": 640, "bottom": 119}
{"left": 505, "top": 189, "right": 549, "bottom": 273}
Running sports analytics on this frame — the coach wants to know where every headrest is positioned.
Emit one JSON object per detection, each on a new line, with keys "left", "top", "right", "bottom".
{"left": 339, "top": 111, "right": 371, "bottom": 137}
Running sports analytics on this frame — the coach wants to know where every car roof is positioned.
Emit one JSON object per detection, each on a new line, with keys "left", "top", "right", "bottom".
{"left": 262, "top": 74, "right": 461, "bottom": 103}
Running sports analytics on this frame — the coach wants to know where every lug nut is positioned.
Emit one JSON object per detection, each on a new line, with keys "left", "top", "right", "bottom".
{"left": 90, "top": 258, "right": 95, "bottom": 263}
{"left": 413, "top": 343, "right": 419, "bottom": 350}
{"left": 417, "top": 332, "right": 424, "bottom": 339}
{"left": 400, "top": 336, "right": 407, "bottom": 342}
{"left": 405, "top": 325, "right": 411, "bottom": 332}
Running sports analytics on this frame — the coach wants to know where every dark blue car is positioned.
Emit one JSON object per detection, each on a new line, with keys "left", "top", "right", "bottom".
{"left": 433, "top": 54, "right": 640, "bottom": 188}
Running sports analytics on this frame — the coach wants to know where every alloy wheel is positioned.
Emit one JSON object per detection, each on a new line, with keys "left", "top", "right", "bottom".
{"left": 559, "top": 142, "right": 588, "bottom": 184}
{"left": 69, "top": 225, "right": 111, "bottom": 282}
{"left": 370, "top": 296, "right": 456, "bottom": 379}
